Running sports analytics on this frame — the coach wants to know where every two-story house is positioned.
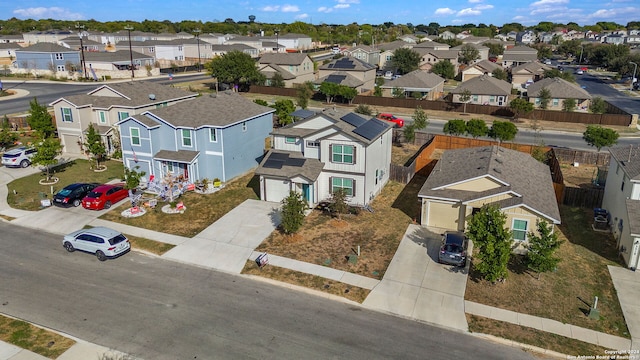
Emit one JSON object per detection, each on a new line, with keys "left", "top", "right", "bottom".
{"left": 601, "top": 146, "right": 640, "bottom": 270}
{"left": 376, "top": 40, "right": 413, "bottom": 70}
{"left": 255, "top": 109, "right": 393, "bottom": 207}
{"left": 379, "top": 70, "right": 444, "bottom": 100}
{"left": 317, "top": 57, "right": 376, "bottom": 93}
{"left": 460, "top": 59, "right": 501, "bottom": 82}
{"left": 14, "top": 42, "right": 80, "bottom": 76}
{"left": 510, "top": 61, "right": 550, "bottom": 89}
{"left": 116, "top": 92, "right": 274, "bottom": 183}
{"left": 257, "top": 53, "right": 316, "bottom": 87}
{"left": 502, "top": 45, "right": 538, "bottom": 69}
{"left": 342, "top": 45, "right": 381, "bottom": 67}
{"left": 49, "top": 82, "right": 198, "bottom": 155}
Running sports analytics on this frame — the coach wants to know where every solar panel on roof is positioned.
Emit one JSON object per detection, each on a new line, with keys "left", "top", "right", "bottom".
{"left": 291, "top": 109, "right": 315, "bottom": 119}
{"left": 263, "top": 159, "right": 284, "bottom": 169}
{"left": 270, "top": 152, "right": 290, "bottom": 160}
{"left": 341, "top": 113, "right": 367, "bottom": 127}
{"left": 326, "top": 74, "right": 346, "bottom": 84}
{"left": 334, "top": 58, "right": 356, "bottom": 69}
{"left": 287, "top": 158, "right": 306, "bottom": 167}
{"left": 352, "top": 118, "right": 389, "bottom": 140}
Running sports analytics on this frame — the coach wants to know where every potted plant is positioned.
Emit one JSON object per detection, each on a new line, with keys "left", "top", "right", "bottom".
{"left": 213, "top": 178, "right": 222, "bottom": 188}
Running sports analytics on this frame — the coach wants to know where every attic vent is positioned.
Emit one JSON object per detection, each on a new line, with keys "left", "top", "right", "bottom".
{"left": 493, "top": 168, "right": 502, "bottom": 174}
{"left": 148, "top": 94, "right": 156, "bottom": 100}
{"left": 495, "top": 158, "right": 503, "bottom": 164}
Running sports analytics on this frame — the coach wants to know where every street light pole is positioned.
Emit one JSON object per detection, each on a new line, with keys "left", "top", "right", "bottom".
{"left": 124, "top": 25, "right": 134, "bottom": 79}
{"left": 194, "top": 29, "right": 202, "bottom": 72}
{"left": 630, "top": 61, "right": 638, "bottom": 91}
{"left": 275, "top": 29, "right": 279, "bottom": 53}
{"left": 578, "top": 44, "right": 584, "bottom": 66}
{"left": 75, "top": 23, "right": 88, "bottom": 80}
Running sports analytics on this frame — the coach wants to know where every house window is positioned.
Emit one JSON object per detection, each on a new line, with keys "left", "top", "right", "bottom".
{"left": 306, "top": 140, "right": 319, "bottom": 147}
{"left": 167, "top": 161, "right": 174, "bottom": 172}
{"left": 242, "top": 122, "right": 247, "bottom": 132}
{"left": 118, "top": 111, "right": 130, "bottom": 121}
{"left": 512, "top": 219, "right": 528, "bottom": 241}
{"left": 182, "top": 129, "right": 192, "bottom": 147}
{"left": 148, "top": 47, "right": 154, "bottom": 52}
{"left": 472, "top": 95, "right": 479, "bottom": 102}
{"left": 55, "top": 53, "right": 63, "bottom": 60}
{"left": 130, "top": 128, "right": 140, "bottom": 146}
{"left": 331, "top": 177, "right": 354, "bottom": 197}
{"left": 60, "top": 108, "right": 73, "bottom": 122}
{"left": 332, "top": 144, "right": 354, "bottom": 164}
{"left": 489, "top": 96, "right": 495, "bottom": 103}
{"left": 209, "top": 128, "right": 217, "bottom": 142}
{"left": 535, "top": 98, "right": 540, "bottom": 105}
{"left": 553, "top": 99, "right": 559, "bottom": 106}
{"left": 285, "top": 136, "right": 296, "bottom": 144}
{"left": 56, "top": 65, "right": 65, "bottom": 72}
{"left": 97, "top": 111, "right": 107, "bottom": 124}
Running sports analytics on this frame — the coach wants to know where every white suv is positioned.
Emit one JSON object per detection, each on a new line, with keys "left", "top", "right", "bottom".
{"left": 63, "top": 227, "right": 130, "bottom": 261}
{"left": 2, "top": 147, "right": 36, "bottom": 168}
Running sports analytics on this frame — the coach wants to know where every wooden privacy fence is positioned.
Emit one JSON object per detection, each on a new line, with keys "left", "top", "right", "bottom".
{"left": 560, "top": 186, "right": 604, "bottom": 208}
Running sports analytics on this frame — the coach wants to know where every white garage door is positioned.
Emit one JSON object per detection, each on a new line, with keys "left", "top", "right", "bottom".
{"left": 265, "top": 178, "right": 291, "bottom": 203}
{"left": 61, "top": 134, "right": 82, "bottom": 155}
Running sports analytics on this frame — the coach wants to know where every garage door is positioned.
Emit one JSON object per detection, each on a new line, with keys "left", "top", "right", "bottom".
{"left": 265, "top": 178, "right": 291, "bottom": 203}
{"left": 427, "top": 201, "right": 460, "bottom": 230}
{"left": 61, "top": 134, "right": 82, "bottom": 155}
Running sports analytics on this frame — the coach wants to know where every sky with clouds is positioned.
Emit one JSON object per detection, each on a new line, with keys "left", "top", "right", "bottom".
{"left": 2, "top": 0, "right": 639, "bottom": 26}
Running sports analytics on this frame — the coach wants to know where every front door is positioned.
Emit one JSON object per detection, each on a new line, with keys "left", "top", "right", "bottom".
{"left": 302, "top": 184, "right": 311, "bottom": 204}
{"left": 497, "top": 96, "right": 505, "bottom": 106}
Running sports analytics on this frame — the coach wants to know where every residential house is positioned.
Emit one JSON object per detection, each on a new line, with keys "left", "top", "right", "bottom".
{"left": 450, "top": 75, "right": 512, "bottom": 106}
{"left": 526, "top": 77, "right": 591, "bottom": 111}
{"left": 510, "top": 61, "right": 550, "bottom": 89}
{"left": 13, "top": 42, "right": 80, "bottom": 75}
{"left": 49, "top": 82, "right": 198, "bottom": 155}
{"left": 317, "top": 57, "right": 376, "bottom": 93}
{"left": 82, "top": 50, "right": 156, "bottom": 79}
{"left": 0, "top": 43, "right": 21, "bottom": 66}
{"left": 452, "top": 43, "right": 489, "bottom": 62}
{"left": 439, "top": 31, "right": 456, "bottom": 40}
{"left": 461, "top": 36, "right": 490, "bottom": 45}
{"left": 0, "top": 34, "right": 24, "bottom": 44}
{"left": 257, "top": 53, "right": 315, "bottom": 87}
{"left": 22, "top": 30, "right": 72, "bottom": 45}
{"left": 272, "top": 33, "right": 313, "bottom": 51}
{"left": 376, "top": 40, "right": 413, "bottom": 70}
{"left": 342, "top": 45, "right": 381, "bottom": 67}
{"left": 379, "top": 70, "right": 444, "bottom": 100}
{"left": 255, "top": 108, "right": 392, "bottom": 207}
{"left": 604, "top": 34, "right": 626, "bottom": 45}
{"left": 418, "top": 145, "right": 561, "bottom": 252}
{"left": 601, "top": 145, "right": 640, "bottom": 270}
{"left": 516, "top": 30, "right": 537, "bottom": 44}
{"left": 502, "top": 45, "right": 538, "bottom": 69}
{"left": 116, "top": 92, "right": 275, "bottom": 183}
{"left": 626, "top": 33, "right": 640, "bottom": 47}
{"left": 211, "top": 44, "right": 259, "bottom": 58}
{"left": 413, "top": 42, "right": 451, "bottom": 51}
{"left": 398, "top": 34, "right": 420, "bottom": 44}
{"left": 60, "top": 37, "right": 102, "bottom": 53}
{"left": 460, "top": 59, "right": 501, "bottom": 82}
{"left": 415, "top": 49, "right": 459, "bottom": 75}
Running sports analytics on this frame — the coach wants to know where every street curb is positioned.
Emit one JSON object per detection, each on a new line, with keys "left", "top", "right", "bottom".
{"left": 469, "top": 332, "right": 569, "bottom": 359}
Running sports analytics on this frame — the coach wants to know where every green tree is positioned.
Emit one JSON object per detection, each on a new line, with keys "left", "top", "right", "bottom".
{"left": 412, "top": 106, "right": 428, "bottom": 130}
{"left": 329, "top": 188, "right": 349, "bottom": 220}
{"left": 465, "top": 118, "right": 488, "bottom": 138}
{"left": 338, "top": 85, "right": 358, "bottom": 104}
{"left": 206, "top": 50, "right": 265, "bottom": 90}
{"left": 485, "top": 43, "right": 504, "bottom": 57}
{"left": 466, "top": 205, "right": 512, "bottom": 283}
{"left": 392, "top": 87, "right": 405, "bottom": 98}
{"left": 271, "top": 99, "right": 296, "bottom": 126}
{"left": 83, "top": 123, "right": 106, "bottom": 169}
{"left": 0, "top": 115, "right": 17, "bottom": 148}
{"left": 489, "top": 121, "right": 518, "bottom": 144}
{"left": 562, "top": 98, "right": 576, "bottom": 112}
{"left": 389, "top": 48, "right": 420, "bottom": 74}
{"left": 492, "top": 68, "right": 508, "bottom": 81}
{"left": 526, "top": 220, "right": 563, "bottom": 279}
{"left": 31, "top": 137, "right": 63, "bottom": 182}
{"left": 403, "top": 123, "right": 416, "bottom": 143}
{"left": 543, "top": 68, "right": 575, "bottom": 82}
{"left": 354, "top": 104, "right": 373, "bottom": 116}
{"left": 253, "top": 99, "right": 268, "bottom": 106}
{"left": 459, "top": 89, "right": 472, "bottom": 113}
{"left": 509, "top": 98, "right": 534, "bottom": 119}
{"left": 458, "top": 44, "right": 480, "bottom": 65}
{"left": 431, "top": 60, "right": 455, "bottom": 79}
{"left": 538, "top": 88, "right": 551, "bottom": 109}
{"left": 295, "top": 81, "right": 314, "bottom": 109}
{"left": 589, "top": 97, "right": 607, "bottom": 114}
{"left": 270, "top": 73, "right": 285, "bottom": 88}
{"left": 583, "top": 125, "right": 619, "bottom": 152}
{"left": 443, "top": 119, "right": 466, "bottom": 136}
{"left": 319, "top": 81, "right": 340, "bottom": 103}
{"left": 26, "top": 98, "right": 55, "bottom": 139}
{"left": 123, "top": 165, "right": 146, "bottom": 191}
{"left": 373, "top": 85, "right": 383, "bottom": 97}
{"left": 280, "top": 191, "right": 309, "bottom": 234}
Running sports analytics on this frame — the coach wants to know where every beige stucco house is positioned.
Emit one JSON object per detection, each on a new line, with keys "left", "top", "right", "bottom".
{"left": 460, "top": 59, "right": 501, "bottom": 82}
{"left": 317, "top": 57, "right": 376, "bottom": 93}
{"left": 510, "top": 61, "right": 550, "bottom": 90}
{"left": 257, "top": 53, "right": 316, "bottom": 87}
{"left": 379, "top": 70, "right": 444, "bottom": 100}
{"left": 451, "top": 75, "right": 512, "bottom": 106}
{"left": 526, "top": 77, "right": 591, "bottom": 111}
{"left": 418, "top": 146, "right": 561, "bottom": 252}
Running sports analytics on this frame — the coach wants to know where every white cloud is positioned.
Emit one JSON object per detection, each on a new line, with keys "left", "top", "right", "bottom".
{"left": 318, "top": 6, "right": 333, "bottom": 13}
{"left": 295, "top": 13, "right": 309, "bottom": 19}
{"left": 435, "top": 7, "right": 456, "bottom": 15}
{"left": 335, "top": 4, "right": 350, "bottom": 9}
{"left": 261, "top": 5, "right": 280, "bottom": 11}
{"left": 531, "top": 0, "right": 568, "bottom": 6}
{"left": 13, "top": 7, "right": 83, "bottom": 20}
{"left": 281, "top": 5, "right": 299, "bottom": 12}
{"left": 530, "top": 6, "right": 567, "bottom": 15}
{"left": 469, "top": 0, "right": 482, "bottom": 3}
{"left": 337, "top": 0, "right": 359, "bottom": 3}
{"left": 457, "top": 8, "right": 481, "bottom": 16}
{"left": 512, "top": 15, "right": 526, "bottom": 21}
{"left": 475, "top": 4, "right": 494, "bottom": 10}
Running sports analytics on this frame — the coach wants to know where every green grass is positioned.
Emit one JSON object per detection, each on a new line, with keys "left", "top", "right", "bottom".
{"left": 126, "top": 233, "right": 176, "bottom": 255}
{"left": 0, "top": 315, "right": 75, "bottom": 358}
{"left": 6, "top": 159, "right": 125, "bottom": 211}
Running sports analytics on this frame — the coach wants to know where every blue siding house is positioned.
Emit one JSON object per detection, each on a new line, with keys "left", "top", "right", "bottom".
{"left": 14, "top": 42, "right": 80, "bottom": 74}
{"left": 115, "top": 92, "right": 275, "bottom": 184}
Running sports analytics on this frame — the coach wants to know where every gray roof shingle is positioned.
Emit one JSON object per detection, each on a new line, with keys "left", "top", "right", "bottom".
{"left": 381, "top": 70, "right": 444, "bottom": 89}
{"left": 258, "top": 53, "right": 309, "bottom": 65}
{"left": 609, "top": 145, "right": 640, "bottom": 180}
{"left": 154, "top": 149, "right": 200, "bottom": 163}
{"left": 451, "top": 74, "right": 511, "bottom": 96}
{"left": 527, "top": 77, "right": 591, "bottom": 100}
{"left": 255, "top": 150, "right": 325, "bottom": 181}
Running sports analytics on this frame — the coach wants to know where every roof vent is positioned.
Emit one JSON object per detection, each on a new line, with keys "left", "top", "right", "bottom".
{"left": 148, "top": 94, "right": 156, "bottom": 100}
{"left": 493, "top": 168, "right": 502, "bottom": 174}
{"left": 495, "top": 158, "right": 503, "bottom": 164}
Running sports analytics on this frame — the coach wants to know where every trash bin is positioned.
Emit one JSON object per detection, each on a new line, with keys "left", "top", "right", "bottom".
{"left": 593, "top": 208, "right": 610, "bottom": 230}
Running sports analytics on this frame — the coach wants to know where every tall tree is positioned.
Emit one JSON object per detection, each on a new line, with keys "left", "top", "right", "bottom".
{"left": 403, "top": 123, "right": 416, "bottom": 144}
{"left": 206, "top": 50, "right": 265, "bottom": 90}
{"left": 526, "top": 220, "right": 563, "bottom": 279}
{"left": 562, "top": 98, "right": 576, "bottom": 112}
{"left": 465, "top": 118, "right": 488, "bottom": 138}
{"left": 295, "top": 81, "right": 315, "bottom": 109}
{"left": 583, "top": 125, "right": 619, "bottom": 152}
{"left": 589, "top": 97, "right": 607, "bottom": 114}
{"left": 31, "top": 137, "right": 63, "bottom": 182}
{"left": 489, "top": 121, "right": 518, "bottom": 144}
{"left": 443, "top": 119, "right": 467, "bottom": 136}
{"left": 431, "top": 60, "right": 455, "bottom": 79}
{"left": 271, "top": 99, "right": 296, "bottom": 126}
{"left": 389, "top": 48, "right": 420, "bottom": 75}
{"left": 492, "top": 68, "right": 508, "bottom": 81}
{"left": 458, "top": 44, "right": 480, "bottom": 65}
{"left": 466, "top": 205, "right": 512, "bottom": 283}
{"left": 0, "top": 115, "right": 17, "bottom": 148}
{"left": 83, "top": 123, "right": 106, "bottom": 169}
{"left": 338, "top": 86, "right": 357, "bottom": 104}
{"left": 26, "top": 98, "right": 55, "bottom": 138}
{"left": 280, "top": 191, "right": 308, "bottom": 234}
{"left": 538, "top": 88, "right": 551, "bottom": 109}
{"left": 270, "top": 73, "right": 285, "bottom": 88}
{"left": 319, "top": 82, "right": 340, "bottom": 103}
{"left": 509, "top": 98, "right": 534, "bottom": 119}
{"left": 459, "top": 89, "right": 472, "bottom": 113}
{"left": 412, "top": 106, "right": 428, "bottom": 130}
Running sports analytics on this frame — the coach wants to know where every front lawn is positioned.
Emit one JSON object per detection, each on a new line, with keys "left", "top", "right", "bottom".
{"left": 6, "top": 159, "right": 125, "bottom": 211}
{"left": 465, "top": 205, "right": 629, "bottom": 339}
{"left": 0, "top": 315, "right": 75, "bottom": 359}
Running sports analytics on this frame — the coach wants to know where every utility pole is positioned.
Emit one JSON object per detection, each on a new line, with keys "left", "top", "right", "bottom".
{"left": 631, "top": 61, "right": 638, "bottom": 91}
{"left": 275, "top": 29, "right": 279, "bottom": 53}
{"left": 194, "top": 29, "right": 202, "bottom": 72}
{"left": 75, "top": 23, "right": 88, "bottom": 80}
{"left": 124, "top": 25, "right": 135, "bottom": 79}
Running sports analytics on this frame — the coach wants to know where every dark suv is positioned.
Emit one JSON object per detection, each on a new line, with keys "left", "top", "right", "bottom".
{"left": 53, "top": 183, "right": 100, "bottom": 207}
{"left": 438, "top": 231, "right": 468, "bottom": 267}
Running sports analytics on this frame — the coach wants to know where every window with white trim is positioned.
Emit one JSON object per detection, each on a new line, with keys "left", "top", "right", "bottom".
{"left": 209, "top": 128, "right": 217, "bottom": 142}
{"left": 55, "top": 53, "right": 63, "bottom": 60}
{"left": 118, "top": 111, "right": 130, "bottom": 121}
{"left": 56, "top": 65, "right": 65, "bottom": 72}
{"left": 61, "top": 108, "right": 73, "bottom": 122}
{"left": 512, "top": 219, "right": 528, "bottom": 241}
{"left": 130, "top": 128, "right": 140, "bottom": 146}
{"left": 306, "top": 140, "right": 319, "bottom": 147}
{"left": 97, "top": 111, "right": 107, "bottom": 124}
{"left": 285, "top": 136, "right": 296, "bottom": 144}
{"left": 182, "top": 129, "right": 192, "bottom": 147}
{"left": 331, "top": 177, "right": 354, "bottom": 197}
{"left": 553, "top": 98, "right": 559, "bottom": 106}
{"left": 331, "top": 144, "right": 354, "bottom": 164}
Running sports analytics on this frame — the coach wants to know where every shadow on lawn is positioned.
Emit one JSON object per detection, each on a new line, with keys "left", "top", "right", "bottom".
{"left": 468, "top": 254, "right": 533, "bottom": 284}
{"left": 391, "top": 174, "right": 426, "bottom": 220}
{"left": 246, "top": 175, "right": 260, "bottom": 198}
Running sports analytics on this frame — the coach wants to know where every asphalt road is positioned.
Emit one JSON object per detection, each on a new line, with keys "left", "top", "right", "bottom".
{"left": 573, "top": 70, "right": 640, "bottom": 115}
{"left": 0, "top": 222, "right": 536, "bottom": 360}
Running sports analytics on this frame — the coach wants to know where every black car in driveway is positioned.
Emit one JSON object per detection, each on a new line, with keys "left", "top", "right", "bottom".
{"left": 53, "top": 183, "right": 99, "bottom": 207}
{"left": 438, "top": 231, "right": 468, "bottom": 267}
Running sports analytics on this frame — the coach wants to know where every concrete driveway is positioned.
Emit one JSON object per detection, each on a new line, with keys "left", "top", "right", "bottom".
{"left": 363, "top": 224, "right": 470, "bottom": 331}
{"left": 608, "top": 266, "right": 640, "bottom": 350}
{"left": 162, "top": 199, "right": 281, "bottom": 274}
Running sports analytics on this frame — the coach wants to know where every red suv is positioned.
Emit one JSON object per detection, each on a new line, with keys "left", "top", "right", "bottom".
{"left": 376, "top": 113, "right": 404, "bottom": 128}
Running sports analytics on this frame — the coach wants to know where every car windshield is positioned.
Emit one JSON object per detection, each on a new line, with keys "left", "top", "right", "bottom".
{"left": 57, "top": 189, "right": 73, "bottom": 196}
{"left": 108, "top": 234, "right": 127, "bottom": 245}
{"left": 443, "top": 244, "right": 463, "bottom": 254}
{"left": 86, "top": 191, "right": 103, "bottom": 198}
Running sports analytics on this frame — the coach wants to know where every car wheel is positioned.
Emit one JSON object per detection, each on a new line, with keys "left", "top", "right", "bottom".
{"left": 96, "top": 250, "right": 107, "bottom": 261}
{"left": 104, "top": 201, "right": 112, "bottom": 209}
{"left": 63, "top": 242, "right": 75, "bottom": 252}
{"left": 20, "top": 160, "right": 29, "bottom": 168}
{"left": 73, "top": 199, "right": 81, "bottom": 207}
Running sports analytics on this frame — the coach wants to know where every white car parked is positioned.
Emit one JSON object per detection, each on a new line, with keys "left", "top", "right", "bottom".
{"left": 63, "top": 227, "right": 130, "bottom": 261}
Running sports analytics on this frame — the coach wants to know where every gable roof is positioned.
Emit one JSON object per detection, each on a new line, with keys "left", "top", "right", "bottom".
{"left": 319, "top": 56, "right": 376, "bottom": 71}
{"left": 255, "top": 149, "right": 325, "bottom": 182}
{"left": 258, "top": 64, "right": 296, "bottom": 80}
{"left": 465, "top": 59, "right": 501, "bottom": 73}
{"left": 451, "top": 74, "right": 511, "bottom": 96}
{"left": 609, "top": 145, "right": 640, "bottom": 181}
{"left": 418, "top": 146, "right": 561, "bottom": 223}
{"left": 415, "top": 49, "right": 458, "bottom": 59}
{"left": 377, "top": 40, "right": 414, "bottom": 52}
{"left": 258, "top": 52, "right": 309, "bottom": 65}
{"left": 16, "top": 42, "right": 75, "bottom": 53}
{"left": 511, "top": 61, "right": 550, "bottom": 74}
{"left": 527, "top": 77, "right": 591, "bottom": 99}
{"left": 142, "top": 92, "right": 274, "bottom": 129}
{"left": 315, "top": 71, "right": 364, "bottom": 87}
{"left": 83, "top": 50, "right": 152, "bottom": 63}
{"left": 381, "top": 70, "right": 444, "bottom": 89}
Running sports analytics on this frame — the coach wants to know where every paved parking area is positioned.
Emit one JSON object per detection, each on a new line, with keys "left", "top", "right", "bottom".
{"left": 363, "top": 224, "right": 471, "bottom": 331}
